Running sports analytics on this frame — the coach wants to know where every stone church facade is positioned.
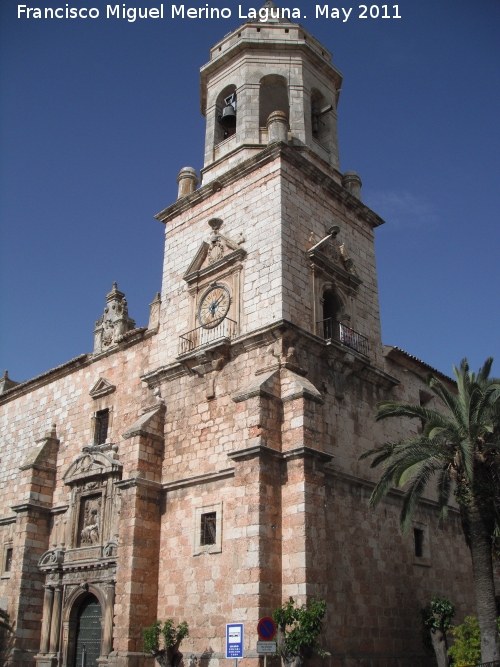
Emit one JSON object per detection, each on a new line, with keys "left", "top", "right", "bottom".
{"left": 0, "top": 9, "right": 477, "bottom": 667}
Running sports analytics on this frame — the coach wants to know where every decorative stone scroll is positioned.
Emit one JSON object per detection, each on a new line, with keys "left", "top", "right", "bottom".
{"left": 307, "top": 225, "right": 361, "bottom": 287}
{"left": 63, "top": 444, "right": 122, "bottom": 486}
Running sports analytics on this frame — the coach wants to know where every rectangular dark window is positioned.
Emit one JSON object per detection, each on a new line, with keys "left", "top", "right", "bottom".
{"left": 4, "top": 548, "right": 13, "bottom": 573}
{"left": 414, "top": 528, "right": 424, "bottom": 558}
{"left": 200, "top": 512, "right": 217, "bottom": 546}
{"left": 94, "top": 409, "right": 109, "bottom": 445}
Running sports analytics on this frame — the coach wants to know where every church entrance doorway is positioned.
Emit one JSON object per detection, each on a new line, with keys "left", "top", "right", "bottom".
{"left": 74, "top": 594, "right": 102, "bottom": 667}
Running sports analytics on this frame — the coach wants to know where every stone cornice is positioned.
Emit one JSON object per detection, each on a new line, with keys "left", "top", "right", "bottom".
{"left": 142, "top": 319, "right": 399, "bottom": 390}
{"left": 163, "top": 467, "right": 234, "bottom": 492}
{"left": 141, "top": 361, "right": 190, "bottom": 387}
{"left": 227, "top": 444, "right": 333, "bottom": 465}
{"left": 0, "top": 354, "right": 90, "bottom": 404}
{"left": 227, "top": 444, "right": 283, "bottom": 461}
{"left": 325, "top": 466, "right": 461, "bottom": 517}
{"left": 0, "top": 515, "right": 17, "bottom": 525}
{"left": 0, "top": 326, "right": 152, "bottom": 405}
{"left": 11, "top": 502, "right": 52, "bottom": 515}
{"left": 114, "top": 477, "right": 163, "bottom": 491}
{"left": 282, "top": 446, "right": 333, "bottom": 463}
{"left": 51, "top": 505, "right": 70, "bottom": 515}
{"left": 154, "top": 143, "right": 384, "bottom": 230}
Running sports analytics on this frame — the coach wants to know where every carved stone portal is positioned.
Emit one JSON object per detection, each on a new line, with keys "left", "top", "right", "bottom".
{"left": 36, "top": 443, "right": 122, "bottom": 667}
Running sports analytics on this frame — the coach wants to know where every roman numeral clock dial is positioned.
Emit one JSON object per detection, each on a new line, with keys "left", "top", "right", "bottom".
{"left": 197, "top": 285, "right": 230, "bottom": 329}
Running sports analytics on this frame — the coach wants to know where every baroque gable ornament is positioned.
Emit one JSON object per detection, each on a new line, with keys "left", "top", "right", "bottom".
{"left": 63, "top": 444, "right": 122, "bottom": 486}
{"left": 183, "top": 218, "right": 246, "bottom": 284}
{"left": 89, "top": 377, "right": 116, "bottom": 399}
{"left": 307, "top": 225, "right": 361, "bottom": 288}
{"left": 93, "top": 282, "right": 136, "bottom": 354}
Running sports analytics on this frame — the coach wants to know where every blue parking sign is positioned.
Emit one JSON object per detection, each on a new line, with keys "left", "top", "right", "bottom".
{"left": 226, "top": 623, "right": 244, "bottom": 659}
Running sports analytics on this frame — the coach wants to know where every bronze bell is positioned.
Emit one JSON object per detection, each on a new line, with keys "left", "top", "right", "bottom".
{"left": 219, "top": 104, "right": 236, "bottom": 129}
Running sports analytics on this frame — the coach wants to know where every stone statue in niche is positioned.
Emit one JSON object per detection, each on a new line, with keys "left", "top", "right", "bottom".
{"left": 80, "top": 497, "right": 101, "bottom": 546}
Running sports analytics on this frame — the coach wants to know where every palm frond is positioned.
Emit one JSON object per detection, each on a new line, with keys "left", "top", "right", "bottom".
{"left": 376, "top": 402, "right": 450, "bottom": 428}
{"left": 437, "top": 467, "right": 452, "bottom": 520}
{"left": 477, "top": 357, "right": 494, "bottom": 384}
{"left": 429, "top": 377, "right": 467, "bottom": 428}
{"left": 369, "top": 470, "right": 399, "bottom": 510}
{"left": 400, "top": 460, "right": 440, "bottom": 533}
{"left": 457, "top": 438, "right": 474, "bottom": 485}
{"left": 361, "top": 357, "right": 500, "bottom": 542}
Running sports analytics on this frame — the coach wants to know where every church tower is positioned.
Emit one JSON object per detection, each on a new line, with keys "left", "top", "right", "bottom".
{"left": 140, "top": 6, "right": 404, "bottom": 666}
{"left": 151, "top": 6, "right": 385, "bottom": 374}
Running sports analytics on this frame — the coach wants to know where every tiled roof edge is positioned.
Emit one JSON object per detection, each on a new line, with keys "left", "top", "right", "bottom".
{"left": 384, "top": 346, "right": 455, "bottom": 384}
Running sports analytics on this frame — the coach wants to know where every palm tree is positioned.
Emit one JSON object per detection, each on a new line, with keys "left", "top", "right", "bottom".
{"left": 360, "top": 358, "right": 500, "bottom": 663}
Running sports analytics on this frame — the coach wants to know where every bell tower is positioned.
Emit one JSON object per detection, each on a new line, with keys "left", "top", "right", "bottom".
{"left": 153, "top": 4, "right": 385, "bottom": 373}
{"left": 146, "top": 12, "right": 393, "bottom": 661}
{"left": 200, "top": 1, "right": 343, "bottom": 184}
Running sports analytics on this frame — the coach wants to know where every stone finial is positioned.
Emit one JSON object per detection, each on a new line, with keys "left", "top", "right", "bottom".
{"left": 148, "top": 292, "right": 161, "bottom": 331}
{"left": 0, "top": 370, "right": 20, "bottom": 395}
{"left": 177, "top": 167, "right": 199, "bottom": 199}
{"left": 208, "top": 218, "right": 223, "bottom": 232}
{"left": 93, "top": 283, "right": 136, "bottom": 354}
{"left": 342, "top": 171, "right": 362, "bottom": 200}
{"left": 44, "top": 424, "right": 57, "bottom": 439}
{"left": 267, "top": 110, "right": 289, "bottom": 144}
{"left": 254, "top": 0, "right": 292, "bottom": 24}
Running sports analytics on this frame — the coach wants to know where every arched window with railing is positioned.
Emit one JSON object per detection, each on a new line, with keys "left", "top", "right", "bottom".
{"left": 321, "top": 289, "right": 343, "bottom": 341}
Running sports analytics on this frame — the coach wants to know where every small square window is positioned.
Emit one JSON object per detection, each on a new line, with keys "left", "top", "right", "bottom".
{"left": 193, "top": 503, "right": 222, "bottom": 555}
{"left": 2, "top": 547, "right": 12, "bottom": 578}
{"left": 201, "top": 512, "right": 217, "bottom": 546}
{"left": 412, "top": 522, "right": 431, "bottom": 565}
{"left": 94, "top": 409, "right": 109, "bottom": 445}
{"left": 414, "top": 528, "right": 424, "bottom": 558}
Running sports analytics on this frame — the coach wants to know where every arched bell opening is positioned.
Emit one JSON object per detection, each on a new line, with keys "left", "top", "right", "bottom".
{"left": 321, "top": 289, "right": 343, "bottom": 341}
{"left": 311, "top": 88, "right": 333, "bottom": 151}
{"left": 215, "top": 84, "right": 237, "bottom": 144}
{"left": 259, "top": 74, "right": 289, "bottom": 128}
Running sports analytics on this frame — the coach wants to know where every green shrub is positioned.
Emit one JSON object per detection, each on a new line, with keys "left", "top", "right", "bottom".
{"left": 273, "top": 597, "right": 328, "bottom": 667}
{"left": 142, "top": 619, "right": 189, "bottom": 667}
{"left": 421, "top": 596, "right": 455, "bottom": 634}
{"left": 448, "top": 616, "right": 500, "bottom": 666}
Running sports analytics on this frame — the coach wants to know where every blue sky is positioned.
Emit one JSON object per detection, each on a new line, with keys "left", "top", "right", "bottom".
{"left": 1, "top": 0, "right": 499, "bottom": 382}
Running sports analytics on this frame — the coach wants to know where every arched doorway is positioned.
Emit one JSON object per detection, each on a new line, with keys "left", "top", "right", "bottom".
{"left": 74, "top": 594, "right": 102, "bottom": 667}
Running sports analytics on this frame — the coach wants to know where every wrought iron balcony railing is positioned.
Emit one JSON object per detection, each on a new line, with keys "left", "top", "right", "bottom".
{"left": 317, "top": 318, "right": 370, "bottom": 357}
{"left": 179, "top": 317, "right": 237, "bottom": 355}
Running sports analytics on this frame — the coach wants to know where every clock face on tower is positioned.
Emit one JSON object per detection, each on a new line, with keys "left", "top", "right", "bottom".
{"left": 197, "top": 285, "right": 231, "bottom": 329}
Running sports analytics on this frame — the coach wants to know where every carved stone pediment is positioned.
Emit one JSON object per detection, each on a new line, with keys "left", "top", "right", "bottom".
{"left": 308, "top": 226, "right": 361, "bottom": 288}
{"left": 184, "top": 218, "right": 246, "bottom": 284}
{"left": 38, "top": 548, "right": 65, "bottom": 569}
{"left": 89, "top": 377, "right": 116, "bottom": 399}
{"left": 63, "top": 445, "right": 122, "bottom": 486}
